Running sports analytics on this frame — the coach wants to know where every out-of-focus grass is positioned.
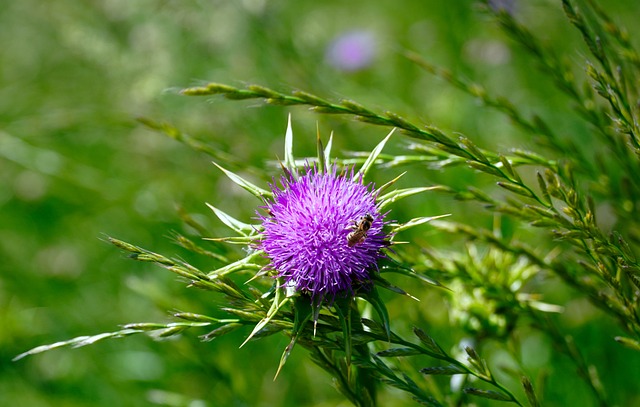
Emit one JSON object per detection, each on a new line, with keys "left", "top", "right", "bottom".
{"left": 3, "top": 0, "right": 640, "bottom": 406}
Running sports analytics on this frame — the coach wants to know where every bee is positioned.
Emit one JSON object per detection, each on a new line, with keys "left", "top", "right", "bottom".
{"left": 347, "top": 213, "right": 374, "bottom": 247}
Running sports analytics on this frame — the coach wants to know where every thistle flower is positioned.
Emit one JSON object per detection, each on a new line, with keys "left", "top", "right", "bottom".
{"left": 14, "top": 116, "right": 447, "bottom": 390}
{"left": 259, "top": 164, "right": 388, "bottom": 303}
{"left": 202, "top": 117, "right": 445, "bottom": 360}
{"left": 326, "top": 30, "right": 377, "bottom": 72}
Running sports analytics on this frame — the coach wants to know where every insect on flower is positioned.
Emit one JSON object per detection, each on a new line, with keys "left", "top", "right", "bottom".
{"left": 259, "top": 164, "right": 387, "bottom": 302}
{"left": 347, "top": 213, "right": 374, "bottom": 247}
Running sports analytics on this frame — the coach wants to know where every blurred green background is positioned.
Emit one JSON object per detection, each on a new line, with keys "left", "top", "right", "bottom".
{"left": 2, "top": 0, "right": 640, "bottom": 406}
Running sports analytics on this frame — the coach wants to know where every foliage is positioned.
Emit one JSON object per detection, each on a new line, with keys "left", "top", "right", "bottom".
{"left": 5, "top": 0, "right": 640, "bottom": 406}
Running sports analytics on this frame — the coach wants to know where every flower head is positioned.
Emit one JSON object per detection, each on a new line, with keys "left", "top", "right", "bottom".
{"left": 259, "top": 165, "right": 388, "bottom": 302}
{"left": 326, "top": 30, "right": 377, "bottom": 72}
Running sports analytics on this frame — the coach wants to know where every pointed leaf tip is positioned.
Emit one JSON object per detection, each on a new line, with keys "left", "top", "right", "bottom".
{"left": 283, "top": 114, "right": 295, "bottom": 171}
{"left": 205, "top": 203, "right": 256, "bottom": 236}
{"left": 212, "top": 161, "right": 271, "bottom": 198}
{"left": 357, "top": 128, "right": 396, "bottom": 179}
{"left": 390, "top": 214, "right": 452, "bottom": 233}
{"left": 378, "top": 171, "right": 407, "bottom": 195}
{"left": 324, "top": 132, "right": 334, "bottom": 166}
{"left": 378, "top": 186, "right": 439, "bottom": 209}
{"left": 274, "top": 296, "right": 314, "bottom": 380}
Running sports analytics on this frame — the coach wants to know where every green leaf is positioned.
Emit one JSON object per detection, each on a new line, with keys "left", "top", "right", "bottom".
{"left": 212, "top": 161, "right": 271, "bottom": 198}
{"left": 333, "top": 297, "right": 354, "bottom": 366}
{"left": 372, "top": 274, "right": 419, "bottom": 301}
{"left": 378, "top": 186, "right": 438, "bottom": 209}
{"left": 377, "top": 171, "right": 406, "bottom": 195}
{"left": 205, "top": 203, "right": 257, "bottom": 236}
{"left": 324, "top": 131, "right": 334, "bottom": 165}
{"left": 240, "top": 281, "right": 290, "bottom": 348}
{"left": 274, "top": 296, "right": 313, "bottom": 379}
{"left": 204, "top": 236, "right": 261, "bottom": 245}
{"left": 356, "top": 128, "right": 395, "bottom": 179}
{"left": 379, "top": 260, "right": 449, "bottom": 290}
{"left": 283, "top": 113, "right": 296, "bottom": 171}
{"left": 207, "top": 250, "right": 264, "bottom": 278}
{"left": 359, "top": 286, "right": 391, "bottom": 340}
{"left": 389, "top": 214, "right": 451, "bottom": 233}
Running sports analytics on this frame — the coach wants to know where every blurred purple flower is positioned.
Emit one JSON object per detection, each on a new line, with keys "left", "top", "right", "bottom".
{"left": 488, "top": 0, "right": 516, "bottom": 15}
{"left": 259, "top": 165, "right": 387, "bottom": 302}
{"left": 326, "top": 30, "right": 377, "bottom": 72}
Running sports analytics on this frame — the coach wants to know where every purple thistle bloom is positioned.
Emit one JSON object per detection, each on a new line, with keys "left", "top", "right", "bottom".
{"left": 258, "top": 165, "right": 388, "bottom": 302}
{"left": 326, "top": 30, "right": 377, "bottom": 72}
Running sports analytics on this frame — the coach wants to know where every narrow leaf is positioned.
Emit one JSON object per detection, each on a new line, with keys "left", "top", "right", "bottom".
{"left": 283, "top": 113, "right": 296, "bottom": 171}
{"left": 389, "top": 214, "right": 451, "bottom": 233}
{"left": 207, "top": 250, "right": 264, "bottom": 278}
{"left": 373, "top": 275, "right": 419, "bottom": 301}
{"left": 324, "top": 131, "right": 334, "bottom": 166}
{"left": 333, "top": 297, "right": 353, "bottom": 368}
{"left": 357, "top": 128, "right": 396, "bottom": 179}
{"left": 274, "top": 296, "right": 313, "bottom": 379}
{"left": 360, "top": 286, "right": 391, "bottom": 340}
{"left": 240, "top": 286, "right": 289, "bottom": 348}
{"left": 205, "top": 203, "right": 256, "bottom": 236}
{"left": 212, "top": 161, "right": 271, "bottom": 198}
{"left": 378, "top": 186, "right": 438, "bottom": 209}
{"left": 377, "top": 171, "right": 406, "bottom": 195}
{"left": 379, "top": 256, "right": 450, "bottom": 290}
{"left": 204, "top": 235, "right": 260, "bottom": 245}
